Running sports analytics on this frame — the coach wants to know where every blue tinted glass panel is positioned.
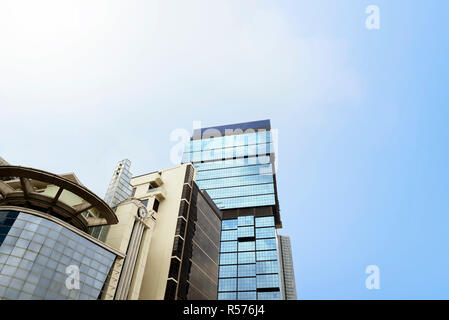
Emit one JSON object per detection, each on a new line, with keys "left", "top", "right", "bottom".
{"left": 256, "top": 261, "right": 279, "bottom": 274}
{"left": 222, "top": 219, "right": 238, "bottom": 230}
{"left": 255, "top": 227, "right": 276, "bottom": 239}
{"left": 256, "top": 274, "right": 279, "bottom": 289}
{"left": 238, "top": 252, "right": 255, "bottom": 264}
{"left": 197, "top": 175, "right": 274, "bottom": 189}
{"left": 256, "top": 250, "right": 278, "bottom": 261}
{"left": 219, "top": 265, "right": 237, "bottom": 278}
{"left": 237, "top": 291, "right": 257, "bottom": 300}
{"left": 186, "top": 142, "right": 274, "bottom": 162}
{"left": 238, "top": 241, "right": 255, "bottom": 252}
{"left": 221, "top": 230, "right": 237, "bottom": 241}
{"left": 196, "top": 164, "right": 272, "bottom": 180}
{"left": 220, "top": 241, "right": 237, "bottom": 253}
{"left": 194, "top": 156, "right": 271, "bottom": 171}
{"left": 206, "top": 184, "right": 274, "bottom": 199}
{"left": 238, "top": 226, "right": 254, "bottom": 238}
{"left": 218, "top": 292, "right": 236, "bottom": 300}
{"left": 255, "top": 216, "right": 275, "bottom": 228}
{"left": 220, "top": 253, "right": 237, "bottom": 265}
{"left": 256, "top": 238, "right": 277, "bottom": 251}
{"left": 0, "top": 211, "right": 116, "bottom": 300}
{"left": 257, "top": 291, "right": 281, "bottom": 300}
{"left": 238, "top": 264, "right": 256, "bottom": 277}
{"left": 214, "top": 195, "right": 276, "bottom": 210}
{"left": 218, "top": 278, "right": 237, "bottom": 292}
{"left": 238, "top": 277, "right": 256, "bottom": 291}
{"left": 238, "top": 216, "right": 254, "bottom": 227}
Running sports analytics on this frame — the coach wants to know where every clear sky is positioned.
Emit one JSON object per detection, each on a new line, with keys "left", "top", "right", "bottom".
{"left": 1, "top": 0, "right": 448, "bottom": 299}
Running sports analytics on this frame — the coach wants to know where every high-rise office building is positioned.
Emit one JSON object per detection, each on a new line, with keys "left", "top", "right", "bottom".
{"left": 104, "top": 159, "right": 133, "bottom": 208}
{"left": 90, "top": 159, "right": 133, "bottom": 242}
{"left": 182, "top": 120, "right": 293, "bottom": 300}
{"left": 278, "top": 235, "right": 297, "bottom": 300}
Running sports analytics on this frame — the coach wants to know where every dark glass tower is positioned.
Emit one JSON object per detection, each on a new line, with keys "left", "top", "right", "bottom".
{"left": 182, "top": 120, "right": 284, "bottom": 300}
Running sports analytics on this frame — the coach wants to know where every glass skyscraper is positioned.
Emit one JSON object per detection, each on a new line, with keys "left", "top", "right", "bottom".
{"left": 90, "top": 159, "right": 133, "bottom": 242}
{"left": 182, "top": 120, "right": 286, "bottom": 300}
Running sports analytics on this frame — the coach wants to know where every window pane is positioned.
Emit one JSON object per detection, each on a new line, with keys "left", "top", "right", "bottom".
{"left": 256, "top": 238, "right": 276, "bottom": 250}
{"left": 218, "top": 292, "right": 236, "bottom": 300}
{"left": 220, "top": 253, "right": 237, "bottom": 265}
{"left": 218, "top": 278, "right": 237, "bottom": 292}
{"left": 238, "top": 226, "right": 254, "bottom": 238}
{"left": 238, "top": 241, "right": 255, "bottom": 252}
{"left": 255, "top": 216, "right": 275, "bottom": 228}
{"left": 256, "top": 250, "right": 278, "bottom": 261}
{"left": 219, "top": 265, "right": 237, "bottom": 278}
{"left": 220, "top": 241, "right": 237, "bottom": 253}
{"left": 221, "top": 230, "right": 237, "bottom": 241}
{"left": 255, "top": 227, "right": 275, "bottom": 239}
{"left": 256, "top": 261, "right": 279, "bottom": 274}
{"left": 237, "top": 216, "right": 254, "bottom": 227}
{"left": 222, "top": 219, "right": 238, "bottom": 230}
{"left": 257, "top": 291, "right": 281, "bottom": 300}
{"left": 256, "top": 274, "right": 279, "bottom": 289}
{"left": 238, "top": 291, "right": 257, "bottom": 300}
{"left": 238, "top": 264, "right": 256, "bottom": 277}
{"left": 237, "top": 277, "right": 256, "bottom": 291}
{"left": 238, "top": 252, "right": 255, "bottom": 264}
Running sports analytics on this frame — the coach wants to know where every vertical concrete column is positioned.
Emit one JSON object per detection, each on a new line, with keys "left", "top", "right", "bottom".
{"left": 115, "top": 218, "right": 146, "bottom": 300}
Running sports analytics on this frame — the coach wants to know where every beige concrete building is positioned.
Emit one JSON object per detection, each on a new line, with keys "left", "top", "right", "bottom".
{"left": 102, "top": 163, "right": 222, "bottom": 300}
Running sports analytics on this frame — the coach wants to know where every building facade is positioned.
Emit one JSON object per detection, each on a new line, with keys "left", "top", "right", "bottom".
{"left": 0, "top": 165, "right": 123, "bottom": 300}
{"left": 104, "top": 163, "right": 222, "bottom": 300}
{"left": 278, "top": 235, "right": 297, "bottom": 300}
{"left": 182, "top": 120, "right": 292, "bottom": 300}
{"left": 89, "top": 159, "right": 133, "bottom": 242}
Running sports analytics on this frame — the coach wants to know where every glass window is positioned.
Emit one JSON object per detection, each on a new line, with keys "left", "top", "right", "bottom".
{"left": 220, "top": 253, "right": 237, "bottom": 265}
{"left": 256, "top": 238, "right": 277, "bottom": 250}
{"left": 237, "top": 277, "right": 256, "bottom": 291}
{"left": 255, "top": 227, "right": 276, "bottom": 239}
{"left": 212, "top": 194, "right": 276, "bottom": 210}
{"left": 221, "top": 219, "right": 238, "bottom": 230}
{"left": 238, "top": 226, "right": 254, "bottom": 238}
{"left": 218, "top": 292, "right": 236, "bottom": 300}
{"left": 255, "top": 216, "right": 275, "bottom": 228}
{"left": 238, "top": 264, "right": 256, "bottom": 277}
{"left": 0, "top": 210, "right": 116, "bottom": 301}
{"left": 256, "top": 250, "right": 278, "bottom": 261}
{"left": 220, "top": 241, "right": 237, "bottom": 253}
{"left": 238, "top": 241, "right": 255, "bottom": 252}
{"left": 238, "top": 291, "right": 257, "bottom": 300}
{"left": 256, "top": 261, "right": 279, "bottom": 274}
{"left": 237, "top": 216, "right": 254, "bottom": 227}
{"left": 256, "top": 274, "right": 279, "bottom": 289}
{"left": 221, "top": 229, "right": 237, "bottom": 241}
{"left": 219, "top": 265, "right": 237, "bottom": 278}
{"left": 218, "top": 278, "right": 237, "bottom": 292}
{"left": 206, "top": 183, "right": 274, "bottom": 199}
{"left": 257, "top": 291, "right": 281, "bottom": 300}
{"left": 238, "top": 252, "right": 255, "bottom": 264}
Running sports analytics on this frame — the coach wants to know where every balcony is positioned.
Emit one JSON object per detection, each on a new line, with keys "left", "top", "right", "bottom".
{"left": 147, "top": 186, "right": 166, "bottom": 201}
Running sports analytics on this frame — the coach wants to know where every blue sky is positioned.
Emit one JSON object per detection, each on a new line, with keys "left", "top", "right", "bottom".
{"left": 1, "top": 1, "right": 449, "bottom": 299}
